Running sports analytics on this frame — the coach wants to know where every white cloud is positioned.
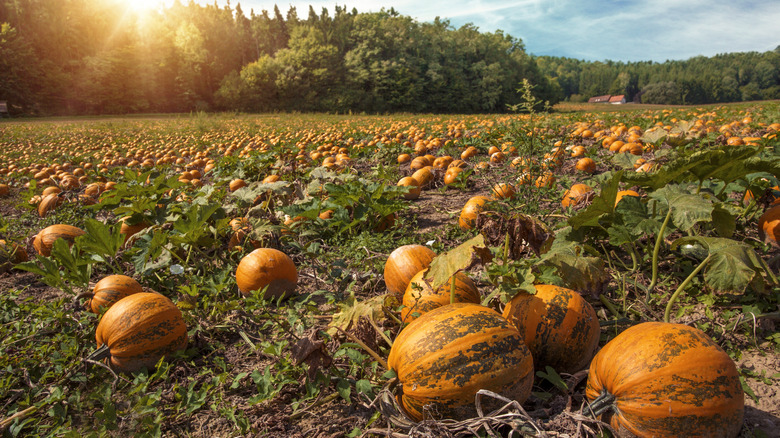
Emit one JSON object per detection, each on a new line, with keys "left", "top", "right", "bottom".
{"left": 219, "top": 0, "right": 780, "bottom": 61}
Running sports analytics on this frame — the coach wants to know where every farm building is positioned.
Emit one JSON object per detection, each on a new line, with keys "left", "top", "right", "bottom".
{"left": 588, "top": 95, "right": 611, "bottom": 103}
{"left": 609, "top": 95, "right": 626, "bottom": 104}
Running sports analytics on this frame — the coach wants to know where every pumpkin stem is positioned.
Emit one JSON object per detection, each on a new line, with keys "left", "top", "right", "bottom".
{"left": 646, "top": 208, "right": 673, "bottom": 300}
{"left": 87, "top": 344, "right": 112, "bottom": 362}
{"left": 586, "top": 390, "right": 616, "bottom": 418}
{"left": 663, "top": 253, "right": 713, "bottom": 323}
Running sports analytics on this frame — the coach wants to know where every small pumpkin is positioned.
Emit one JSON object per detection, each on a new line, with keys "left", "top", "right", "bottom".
{"left": 491, "top": 183, "right": 515, "bottom": 200}
{"left": 411, "top": 166, "right": 434, "bottom": 188}
{"left": 383, "top": 244, "right": 436, "bottom": 298}
{"left": 401, "top": 270, "right": 480, "bottom": 323}
{"left": 501, "top": 284, "right": 599, "bottom": 373}
{"left": 615, "top": 190, "right": 640, "bottom": 206}
{"left": 585, "top": 322, "right": 744, "bottom": 438}
{"left": 229, "top": 178, "right": 248, "bottom": 191}
{"left": 0, "top": 183, "right": 10, "bottom": 197}
{"left": 389, "top": 303, "right": 534, "bottom": 421}
{"left": 236, "top": 248, "right": 298, "bottom": 299}
{"left": 575, "top": 157, "right": 597, "bottom": 173}
{"left": 85, "top": 275, "right": 144, "bottom": 313}
{"left": 119, "top": 216, "right": 149, "bottom": 244}
{"left": 91, "top": 292, "right": 188, "bottom": 373}
{"left": 33, "top": 224, "right": 85, "bottom": 256}
{"left": 758, "top": 204, "right": 780, "bottom": 247}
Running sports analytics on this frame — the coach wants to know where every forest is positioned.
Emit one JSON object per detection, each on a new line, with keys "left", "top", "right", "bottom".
{"left": 0, "top": 0, "right": 779, "bottom": 116}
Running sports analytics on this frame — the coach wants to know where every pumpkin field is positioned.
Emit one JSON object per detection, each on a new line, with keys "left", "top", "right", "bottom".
{"left": 0, "top": 102, "right": 779, "bottom": 437}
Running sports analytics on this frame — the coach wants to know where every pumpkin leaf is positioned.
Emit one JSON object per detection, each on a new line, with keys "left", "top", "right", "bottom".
{"left": 78, "top": 219, "right": 124, "bottom": 262}
{"left": 648, "top": 184, "right": 714, "bottom": 232}
{"left": 540, "top": 238, "right": 607, "bottom": 297}
{"left": 671, "top": 236, "right": 768, "bottom": 293}
{"left": 327, "top": 292, "right": 386, "bottom": 336}
{"left": 423, "top": 234, "right": 493, "bottom": 291}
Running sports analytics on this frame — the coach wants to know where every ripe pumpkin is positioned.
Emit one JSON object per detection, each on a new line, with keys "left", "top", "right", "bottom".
{"left": 86, "top": 275, "right": 144, "bottom": 313}
{"left": 575, "top": 157, "right": 597, "bottom": 174}
{"left": 38, "top": 193, "right": 62, "bottom": 217}
{"left": 229, "top": 178, "right": 248, "bottom": 191}
{"left": 561, "top": 183, "right": 593, "bottom": 208}
{"left": 92, "top": 292, "right": 188, "bottom": 373}
{"left": 491, "top": 183, "right": 515, "bottom": 200}
{"left": 411, "top": 166, "right": 434, "bottom": 188}
{"left": 0, "top": 183, "right": 10, "bottom": 197}
{"left": 119, "top": 216, "right": 149, "bottom": 244}
{"left": 33, "top": 224, "right": 85, "bottom": 256}
{"left": 615, "top": 189, "right": 640, "bottom": 206}
{"left": 236, "top": 248, "right": 298, "bottom": 299}
{"left": 501, "top": 285, "right": 599, "bottom": 373}
{"left": 458, "top": 196, "right": 491, "bottom": 230}
{"left": 585, "top": 322, "right": 744, "bottom": 438}
{"left": 401, "top": 270, "right": 480, "bottom": 323}
{"left": 383, "top": 244, "right": 436, "bottom": 298}
{"left": 758, "top": 204, "right": 780, "bottom": 247}
{"left": 397, "top": 176, "right": 422, "bottom": 200}
{"left": 443, "top": 167, "right": 463, "bottom": 185}
{"left": 388, "top": 303, "right": 534, "bottom": 421}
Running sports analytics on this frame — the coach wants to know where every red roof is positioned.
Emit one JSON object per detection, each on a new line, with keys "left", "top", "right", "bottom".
{"left": 609, "top": 95, "right": 626, "bottom": 103}
{"left": 588, "top": 95, "right": 611, "bottom": 103}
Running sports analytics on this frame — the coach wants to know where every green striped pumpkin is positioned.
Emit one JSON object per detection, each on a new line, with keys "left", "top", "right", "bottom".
{"left": 388, "top": 303, "right": 534, "bottom": 421}
{"left": 92, "top": 292, "right": 187, "bottom": 373}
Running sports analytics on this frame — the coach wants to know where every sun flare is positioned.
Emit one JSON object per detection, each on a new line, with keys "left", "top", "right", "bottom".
{"left": 124, "top": 0, "right": 167, "bottom": 14}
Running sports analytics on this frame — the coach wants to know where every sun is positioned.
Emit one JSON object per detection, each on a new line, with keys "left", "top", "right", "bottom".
{"left": 124, "top": 0, "right": 166, "bottom": 14}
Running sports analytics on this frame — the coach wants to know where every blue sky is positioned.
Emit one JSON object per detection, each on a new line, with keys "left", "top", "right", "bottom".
{"left": 185, "top": 0, "right": 780, "bottom": 62}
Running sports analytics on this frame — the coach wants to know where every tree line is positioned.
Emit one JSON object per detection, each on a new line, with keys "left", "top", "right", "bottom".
{"left": 0, "top": 0, "right": 557, "bottom": 115}
{"left": 536, "top": 48, "right": 780, "bottom": 105}
{"left": 0, "top": 0, "right": 777, "bottom": 116}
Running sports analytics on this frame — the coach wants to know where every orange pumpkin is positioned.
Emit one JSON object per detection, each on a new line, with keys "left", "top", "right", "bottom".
{"left": 401, "top": 271, "right": 480, "bottom": 323}
{"left": 33, "top": 224, "right": 85, "bottom": 256}
{"left": 119, "top": 217, "right": 149, "bottom": 245}
{"left": 758, "top": 204, "right": 780, "bottom": 247}
{"left": 501, "top": 285, "right": 599, "bottom": 373}
{"left": 236, "top": 248, "right": 298, "bottom": 299}
{"left": 585, "top": 322, "right": 743, "bottom": 438}
{"left": 86, "top": 275, "right": 144, "bottom": 313}
{"left": 38, "top": 193, "right": 62, "bottom": 217}
{"left": 561, "top": 183, "right": 593, "bottom": 208}
{"left": 491, "top": 183, "right": 515, "bottom": 200}
{"left": 575, "top": 157, "right": 597, "bottom": 173}
{"left": 615, "top": 189, "right": 640, "bottom": 206}
{"left": 92, "top": 292, "right": 188, "bottom": 373}
{"left": 229, "top": 178, "right": 248, "bottom": 191}
{"left": 397, "top": 176, "right": 422, "bottom": 200}
{"left": 383, "top": 244, "right": 436, "bottom": 298}
{"left": 389, "top": 303, "right": 534, "bottom": 421}
{"left": 458, "top": 196, "right": 491, "bottom": 230}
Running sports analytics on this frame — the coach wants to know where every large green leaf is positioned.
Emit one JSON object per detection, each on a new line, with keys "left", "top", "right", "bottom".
{"left": 568, "top": 170, "right": 623, "bottom": 230}
{"left": 671, "top": 236, "right": 770, "bottom": 293}
{"left": 648, "top": 184, "right": 713, "bottom": 232}
{"left": 540, "top": 235, "right": 607, "bottom": 297}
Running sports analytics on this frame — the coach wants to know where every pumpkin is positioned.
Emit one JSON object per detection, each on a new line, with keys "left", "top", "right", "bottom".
{"left": 228, "top": 217, "right": 260, "bottom": 249}
{"left": 388, "top": 303, "right": 534, "bottom": 421}
{"left": 229, "top": 178, "right": 247, "bottom": 191}
{"left": 401, "top": 270, "right": 480, "bottom": 323}
{"left": 615, "top": 190, "right": 640, "bottom": 206}
{"left": 119, "top": 216, "right": 149, "bottom": 244}
{"left": 411, "top": 166, "right": 434, "bottom": 188}
{"left": 501, "top": 285, "right": 599, "bottom": 373}
{"left": 0, "top": 183, "right": 10, "bottom": 197}
{"left": 758, "top": 204, "right": 780, "bottom": 247}
{"left": 0, "top": 239, "right": 28, "bottom": 273}
{"left": 86, "top": 275, "right": 144, "bottom": 313}
{"left": 383, "top": 244, "right": 436, "bottom": 298}
{"left": 91, "top": 292, "right": 187, "bottom": 373}
{"left": 561, "top": 183, "right": 593, "bottom": 208}
{"left": 38, "top": 193, "right": 62, "bottom": 217}
{"left": 397, "top": 176, "right": 421, "bottom": 200}
{"left": 458, "top": 196, "right": 491, "bottom": 230}
{"left": 443, "top": 167, "right": 463, "bottom": 185}
{"left": 491, "top": 183, "right": 515, "bottom": 200}
{"left": 236, "top": 248, "right": 298, "bottom": 299}
{"left": 33, "top": 224, "right": 85, "bottom": 256}
{"left": 575, "top": 157, "right": 597, "bottom": 173}
{"left": 585, "top": 322, "right": 744, "bottom": 438}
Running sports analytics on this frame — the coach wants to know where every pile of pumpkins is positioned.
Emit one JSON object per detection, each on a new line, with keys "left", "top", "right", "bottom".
{"left": 383, "top": 244, "right": 745, "bottom": 438}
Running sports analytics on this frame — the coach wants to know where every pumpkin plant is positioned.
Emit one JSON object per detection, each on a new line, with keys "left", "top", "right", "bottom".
{"left": 585, "top": 322, "right": 744, "bottom": 438}
{"left": 400, "top": 270, "right": 480, "bottom": 323}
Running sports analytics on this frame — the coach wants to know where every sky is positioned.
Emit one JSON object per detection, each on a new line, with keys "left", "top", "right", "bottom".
{"left": 177, "top": 0, "right": 780, "bottom": 62}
